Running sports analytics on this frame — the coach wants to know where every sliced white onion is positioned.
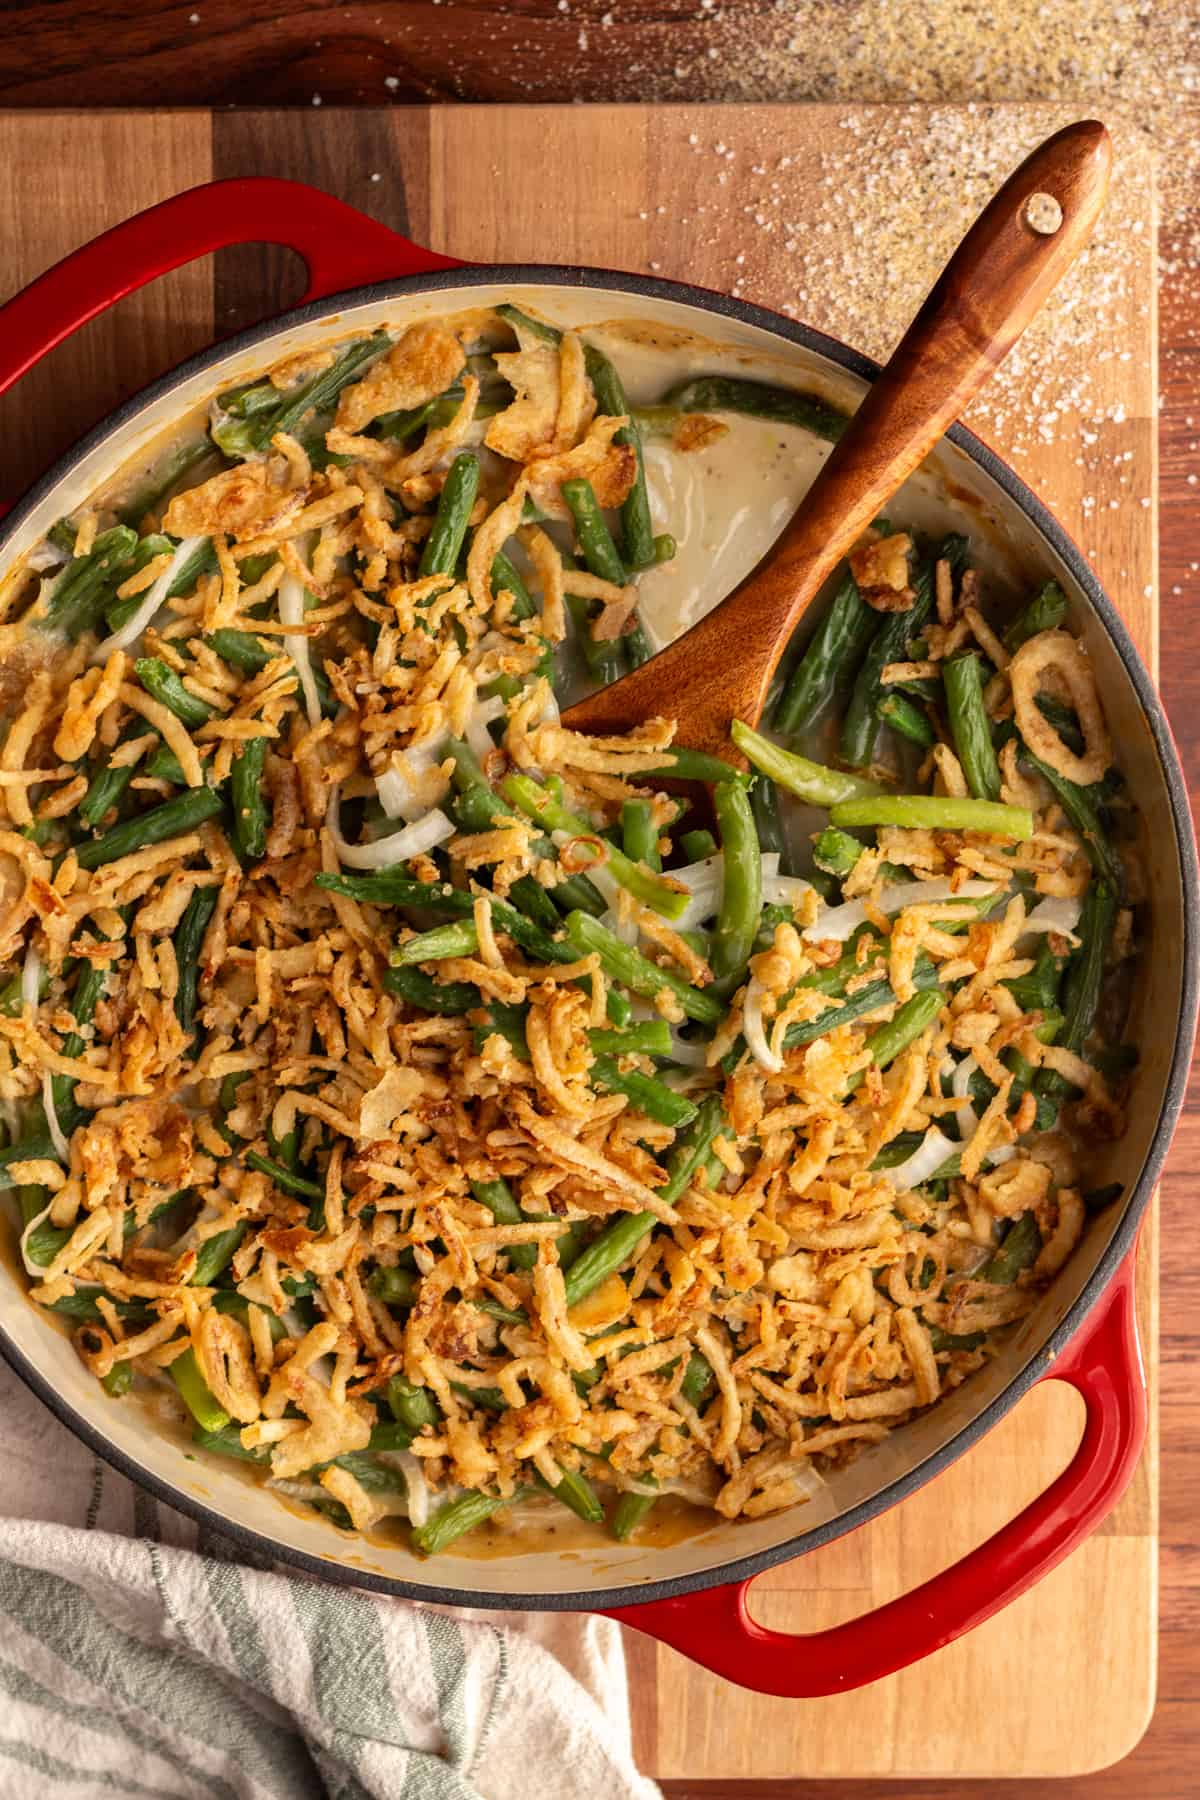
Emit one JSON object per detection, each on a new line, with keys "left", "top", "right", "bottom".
{"left": 743, "top": 974, "right": 784, "bottom": 1074}
{"left": 950, "top": 1054, "right": 978, "bottom": 1101}
{"left": 26, "top": 541, "right": 68, "bottom": 573}
{"left": 279, "top": 571, "right": 322, "bottom": 727}
{"left": 390, "top": 1448, "right": 431, "bottom": 1527}
{"left": 42, "top": 1071, "right": 69, "bottom": 1163}
{"left": 326, "top": 790, "right": 454, "bottom": 870}
{"left": 19, "top": 1196, "right": 56, "bottom": 1278}
{"left": 667, "top": 1029, "right": 710, "bottom": 1068}
{"left": 94, "top": 535, "right": 208, "bottom": 657}
{"left": 21, "top": 941, "right": 41, "bottom": 1012}
{"left": 1021, "top": 895, "right": 1083, "bottom": 941}
{"left": 763, "top": 874, "right": 816, "bottom": 910}
{"left": 670, "top": 852, "right": 724, "bottom": 892}
{"left": 882, "top": 1126, "right": 961, "bottom": 1193}
{"left": 803, "top": 877, "right": 1002, "bottom": 944}
{"left": 465, "top": 694, "right": 505, "bottom": 762}
{"left": 375, "top": 741, "right": 448, "bottom": 821}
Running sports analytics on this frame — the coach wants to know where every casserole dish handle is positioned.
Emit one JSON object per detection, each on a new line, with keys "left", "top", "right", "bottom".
{"left": 602, "top": 1253, "right": 1145, "bottom": 1696}
{"left": 0, "top": 177, "right": 462, "bottom": 398}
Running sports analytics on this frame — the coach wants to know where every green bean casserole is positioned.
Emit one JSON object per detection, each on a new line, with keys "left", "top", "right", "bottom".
{"left": 0, "top": 305, "right": 1140, "bottom": 1553}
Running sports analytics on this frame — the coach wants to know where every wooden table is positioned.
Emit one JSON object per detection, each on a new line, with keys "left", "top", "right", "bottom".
{"left": 0, "top": 12, "right": 1196, "bottom": 1797}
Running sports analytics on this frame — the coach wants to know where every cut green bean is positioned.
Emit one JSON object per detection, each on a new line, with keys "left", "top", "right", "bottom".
{"left": 37, "top": 527, "right": 138, "bottom": 639}
{"left": 244, "top": 1150, "right": 323, "bottom": 1201}
{"left": 775, "top": 570, "right": 875, "bottom": 736}
{"left": 170, "top": 1347, "right": 230, "bottom": 1434}
{"left": 563, "top": 912, "right": 723, "bottom": 1025}
{"left": 370, "top": 1266, "right": 420, "bottom": 1306}
{"left": 1020, "top": 750, "right": 1123, "bottom": 888}
{"left": 543, "top": 1466, "right": 605, "bottom": 1524}
{"left": 133, "top": 659, "right": 215, "bottom": 729}
{"left": 813, "top": 825, "right": 864, "bottom": 878}
{"left": 393, "top": 920, "right": 481, "bottom": 966}
{"left": 583, "top": 342, "right": 656, "bottom": 570}
{"left": 681, "top": 828, "right": 718, "bottom": 863}
{"left": 1004, "top": 580, "right": 1067, "bottom": 651}
{"left": 383, "top": 964, "right": 483, "bottom": 1014}
{"left": 587, "top": 1020, "right": 672, "bottom": 1057}
{"left": 636, "top": 748, "right": 750, "bottom": 787}
{"left": 977, "top": 1212, "right": 1042, "bottom": 1285}
{"left": 712, "top": 779, "right": 762, "bottom": 992}
{"left": 212, "top": 334, "right": 390, "bottom": 458}
{"left": 562, "top": 477, "right": 627, "bottom": 587}
{"left": 841, "top": 536, "right": 967, "bottom": 767}
{"left": 191, "top": 1224, "right": 245, "bottom": 1287}
{"left": 567, "top": 591, "right": 627, "bottom": 686}
{"left": 879, "top": 691, "right": 935, "bottom": 748}
{"left": 412, "top": 1485, "right": 538, "bottom": 1556}
{"left": 732, "top": 720, "right": 883, "bottom": 807}
{"left": 829, "top": 795, "right": 1032, "bottom": 838}
{"left": 419, "top": 453, "right": 480, "bottom": 577}
{"left": 658, "top": 374, "right": 848, "bottom": 440}
{"left": 588, "top": 1056, "right": 699, "bottom": 1127}
{"left": 387, "top": 1376, "right": 441, "bottom": 1432}
{"left": 500, "top": 772, "right": 688, "bottom": 919}
{"left": 621, "top": 799, "right": 661, "bottom": 871}
{"left": 230, "top": 736, "right": 269, "bottom": 862}
{"left": 469, "top": 1177, "right": 538, "bottom": 1272}
{"left": 173, "top": 884, "right": 218, "bottom": 1035}
{"left": 1035, "top": 880, "right": 1118, "bottom": 1101}
{"left": 943, "top": 653, "right": 1001, "bottom": 801}
{"left": 75, "top": 787, "right": 223, "bottom": 870}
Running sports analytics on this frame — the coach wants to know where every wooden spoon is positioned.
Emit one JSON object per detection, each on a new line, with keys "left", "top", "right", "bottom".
{"left": 561, "top": 120, "right": 1111, "bottom": 756}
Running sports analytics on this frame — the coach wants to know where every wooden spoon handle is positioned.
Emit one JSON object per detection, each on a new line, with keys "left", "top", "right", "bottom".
{"left": 563, "top": 119, "right": 1112, "bottom": 752}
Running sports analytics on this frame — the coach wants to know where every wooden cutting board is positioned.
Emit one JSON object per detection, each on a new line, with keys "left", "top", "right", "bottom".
{"left": 0, "top": 103, "right": 1157, "bottom": 1783}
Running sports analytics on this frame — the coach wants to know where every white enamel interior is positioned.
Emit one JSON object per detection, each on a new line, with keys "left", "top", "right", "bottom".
{"left": 0, "top": 279, "right": 1186, "bottom": 1602}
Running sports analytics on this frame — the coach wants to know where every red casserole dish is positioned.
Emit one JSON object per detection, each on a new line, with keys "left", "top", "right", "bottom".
{"left": 0, "top": 178, "right": 1193, "bottom": 1698}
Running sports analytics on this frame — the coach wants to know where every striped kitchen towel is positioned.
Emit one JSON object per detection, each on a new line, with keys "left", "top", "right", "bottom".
{"left": 0, "top": 1359, "right": 662, "bottom": 1800}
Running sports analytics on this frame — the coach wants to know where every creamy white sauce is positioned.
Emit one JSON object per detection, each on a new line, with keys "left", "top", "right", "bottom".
{"left": 635, "top": 422, "right": 831, "bottom": 650}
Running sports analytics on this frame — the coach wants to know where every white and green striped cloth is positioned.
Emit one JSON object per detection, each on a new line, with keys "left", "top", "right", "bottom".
{"left": 0, "top": 1360, "right": 662, "bottom": 1800}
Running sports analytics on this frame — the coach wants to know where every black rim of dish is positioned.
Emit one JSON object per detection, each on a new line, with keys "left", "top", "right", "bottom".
{"left": 0, "top": 262, "right": 1195, "bottom": 1613}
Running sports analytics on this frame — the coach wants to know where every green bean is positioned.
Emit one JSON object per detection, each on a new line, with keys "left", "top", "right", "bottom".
{"left": 472, "top": 1001, "right": 530, "bottom": 1060}
{"left": 230, "top": 736, "right": 269, "bottom": 862}
{"left": 191, "top": 1224, "right": 245, "bottom": 1287}
{"left": 144, "top": 743, "right": 191, "bottom": 786}
{"left": 658, "top": 375, "right": 848, "bottom": 441}
{"left": 212, "top": 1289, "right": 288, "bottom": 1342}
{"left": 496, "top": 302, "right": 561, "bottom": 344}
{"left": 79, "top": 731, "right": 141, "bottom": 829}
{"left": 393, "top": 920, "right": 481, "bottom": 966}
{"left": 943, "top": 653, "right": 1001, "bottom": 801}
{"left": 1005, "top": 580, "right": 1067, "bottom": 651}
{"left": 244, "top": 1150, "right": 323, "bottom": 1201}
{"left": 194, "top": 1422, "right": 270, "bottom": 1464}
{"left": 170, "top": 1347, "right": 230, "bottom": 1434}
{"left": 636, "top": 749, "right": 750, "bottom": 786}
{"left": 621, "top": 799, "right": 661, "bottom": 871}
{"left": 813, "top": 825, "right": 864, "bottom": 877}
{"left": 829, "top": 795, "right": 1033, "bottom": 837}
{"left": 774, "top": 571, "right": 876, "bottom": 735}
{"left": 681, "top": 828, "right": 718, "bottom": 863}
{"left": 469, "top": 1177, "right": 538, "bottom": 1272}
{"left": 508, "top": 874, "right": 564, "bottom": 932}
{"left": 173, "top": 885, "right": 218, "bottom": 1036}
{"left": 879, "top": 691, "right": 935, "bottom": 748}
{"left": 370, "top": 1266, "right": 419, "bottom": 1307}
{"left": 205, "top": 627, "right": 273, "bottom": 675}
{"left": 844, "top": 989, "right": 945, "bottom": 1091}
{"left": 0, "top": 967, "right": 48, "bottom": 1016}
{"left": 1035, "top": 880, "right": 1118, "bottom": 1101}
{"left": 841, "top": 536, "right": 967, "bottom": 767}
{"left": 1020, "top": 750, "right": 1123, "bottom": 888}
{"left": 0, "top": 1136, "right": 55, "bottom": 1192}
{"left": 104, "top": 538, "right": 218, "bottom": 638}
{"left": 132, "top": 658, "right": 215, "bottom": 729}
{"left": 45, "top": 1289, "right": 149, "bottom": 1327}
{"left": 563, "top": 1094, "right": 725, "bottom": 1308}
{"left": 446, "top": 738, "right": 605, "bottom": 916}
{"left": 383, "top": 964, "right": 482, "bottom": 1014}
{"left": 711, "top": 780, "right": 762, "bottom": 992}
{"left": 976, "top": 1212, "right": 1042, "bottom": 1285}
{"left": 582, "top": 342, "right": 656, "bottom": 570}
{"left": 562, "top": 475, "right": 627, "bottom": 594}
{"left": 567, "top": 591, "right": 627, "bottom": 686}
{"left": 212, "top": 334, "right": 390, "bottom": 458}
{"left": 587, "top": 1020, "right": 672, "bottom": 1057}
{"left": 1005, "top": 941, "right": 1066, "bottom": 1013}
{"left": 490, "top": 548, "right": 537, "bottom": 621}
{"left": 377, "top": 385, "right": 461, "bottom": 442}
{"left": 102, "top": 1363, "right": 134, "bottom": 1397}
{"left": 419, "top": 453, "right": 481, "bottom": 577}
{"left": 542, "top": 1466, "right": 605, "bottom": 1524}
{"left": 731, "top": 720, "right": 883, "bottom": 807}
{"left": 563, "top": 912, "right": 723, "bottom": 1025}
{"left": 611, "top": 1490, "right": 658, "bottom": 1540}
{"left": 501, "top": 772, "right": 688, "bottom": 918}
{"left": 588, "top": 1056, "right": 699, "bottom": 1127}
{"left": 49, "top": 950, "right": 115, "bottom": 1125}
{"left": 680, "top": 1351, "right": 715, "bottom": 1408}
{"left": 412, "top": 1485, "right": 538, "bottom": 1556}
{"left": 387, "top": 1376, "right": 441, "bottom": 1433}
{"left": 117, "top": 441, "right": 214, "bottom": 528}
{"left": 37, "top": 526, "right": 138, "bottom": 639}
{"left": 653, "top": 533, "right": 677, "bottom": 563}
{"left": 320, "top": 869, "right": 572, "bottom": 965}
{"left": 750, "top": 772, "right": 788, "bottom": 869}
{"left": 927, "top": 1324, "right": 986, "bottom": 1353}
{"left": 75, "top": 787, "right": 223, "bottom": 870}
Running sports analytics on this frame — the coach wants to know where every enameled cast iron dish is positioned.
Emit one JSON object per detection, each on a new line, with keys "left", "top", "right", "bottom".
{"left": 0, "top": 181, "right": 1194, "bottom": 1698}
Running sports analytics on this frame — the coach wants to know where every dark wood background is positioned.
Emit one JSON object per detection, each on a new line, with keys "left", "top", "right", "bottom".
{"left": 0, "top": 7, "right": 1195, "bottom": 1797}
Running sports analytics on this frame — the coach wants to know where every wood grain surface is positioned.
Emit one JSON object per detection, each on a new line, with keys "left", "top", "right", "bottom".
{"left": 0, "top": 98, "right": 1191, "bottom": 1798}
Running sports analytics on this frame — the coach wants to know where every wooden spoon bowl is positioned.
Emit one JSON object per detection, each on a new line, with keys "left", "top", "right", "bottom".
{"left": 561, "top": 120, "right": 1112, "bottom": 757}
